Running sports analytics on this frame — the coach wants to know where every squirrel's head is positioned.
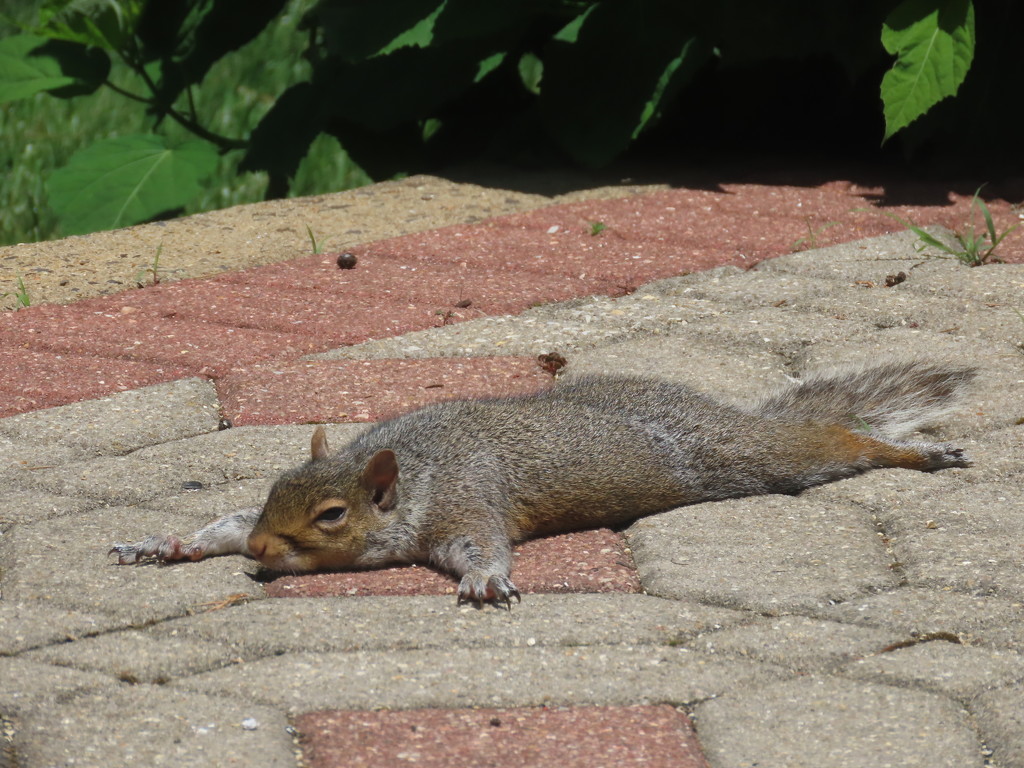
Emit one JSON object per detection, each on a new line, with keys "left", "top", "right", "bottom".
{"left": 247, "top": 426, "right": 399, "bottom": 572}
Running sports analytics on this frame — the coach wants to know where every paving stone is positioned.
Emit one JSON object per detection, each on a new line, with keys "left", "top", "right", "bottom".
{"left": 0, "top": 602, "right": 120, "bottom": 655}
{"left": 656, "top": 264, "right": 1012, "bottom": 345}
{"left": 19, "top": 454, "right": 227, "bottom": 506}
{"left": 0, "top": 378, "right": 220, "bottom": 456}
{"left": 562, "top": 328, "right": 791, "bottom": 403}
{"left": 755, "top": 227, "right": 966, "bottom": 285}
{"left": 310, "top": 291, "right": 723, "bottom": 362}
{"left": 971, "top": 682, "right": 1024, "bottom": 768}
{"left": 0, "top": 658, "right": 119, "bottom": 716}
{"left": 23, "top": 629, "right": 238, "bottom": 683}
{"left": 6, "top": 506, "right": 260, "bottom": 623}
{"left": 0, "top": 346, "right": 192, "bottom": 419}
{"left": 296, "top": 704, "right": 709, "bottom": 768}
{"left": 216, "top": 356, "right": 554, "bottom": 425}
{"left": 0, "top": 300, "right": 325, "bottom": 377}
{"left": 693, "top": 615, "right": 904, "bottom": 674}
{"left": 218, "top": 251, "right": 608, "bottom": 316}
{"left": 148, "top": 593, "right": 746, "bottom": 656}
{"left": 694, "top": 676, "right": 985, "bottom": 768}
{"left": 90, "top": 275, "right": 447, "bottom": 346}
{"left": 17, "top": 687, "right": 294, "bottom": 768}
{"left": 137, "top": 477, "right": 271, "bottom": 517}
{"left": 0, "top": 489, "right": 96, "bottom": 525}
{"left": 902, "top": 261, "right": 1024, "bottom": 307}
{"left": 627, "top": 495, "right": 898, "bottom": 613}
{"left": 0, "top": 434, "right": 96, "bottom": 491}
{"left": 173, "top": 646, "right": 782, "bottom": 712}
{"left": 873, "top": 485, "right": 1024, "bottom": 600}
{"left": 0, "top": 174, "right": 558, "bottom": 308}
{"left": 839, "top": 640, "right": 1024, "bottom": 699}
{"left": 805, "top": 466, "right": 967, "bottom": 512}
{"left": 136, "top": 423, "right": 364, "bottom": 481}
{"left": 686, "top": 301, "right": 879, "bottom": 349}
{"left": 965, "top": 423, "right": 1024, "bottom": 484}
{"left": 265, "top": 528, "right": 640, "bottom": 598}
{"left": 21, "top": 424, "right": 360, "bottom": 504}
{"left": 819, "top": 587, "right": 1024, "bottom": 652}
{"left": 352, "top": 216, "right": 728, "bottom": 286}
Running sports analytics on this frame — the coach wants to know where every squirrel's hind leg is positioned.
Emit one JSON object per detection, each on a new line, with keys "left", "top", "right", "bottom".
{"left": 838, "top": 429, "right": 971, "bottom": 472}
{"left": 109, "top": 506, "right": 262, "bottom": 565}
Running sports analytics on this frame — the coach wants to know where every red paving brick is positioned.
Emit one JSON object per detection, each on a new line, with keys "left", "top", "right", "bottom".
{"left": 265, "top": 529, "right": 641, "bottom": 598}
{"left": 353, "top": 183, "right": 1023, "bottom": 280}
{"left": 218, "top": 253, "right": 611, "bottom": 315}
{"left": 0, "top": 346, "right": 191, "bottom": 418}
{"left": 0, "top": 300, "right": 321, "bottom": 377}
{"left": 90, "top": 278, "right": 444, "bottom": 346}
{"left": 216, "top": 356, "right": 554, "bottom": 425}
{"left": 296, "top": 704, "right": 709, "bottom": 768}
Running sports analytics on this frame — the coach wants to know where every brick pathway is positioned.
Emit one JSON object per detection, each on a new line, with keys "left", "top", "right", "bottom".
{"left": 2, "top": 175, "right": 1022, "bottom": 767}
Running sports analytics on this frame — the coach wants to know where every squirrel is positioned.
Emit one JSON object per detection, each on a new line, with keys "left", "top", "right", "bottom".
{"left": 111, "top": 360, "right": 976, "bottom": 607}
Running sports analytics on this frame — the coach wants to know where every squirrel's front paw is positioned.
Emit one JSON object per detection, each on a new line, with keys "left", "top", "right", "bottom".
{"left": 108, "top": 535, "right": 206, "bottom": 565}
{"left": 457, "top": 572, "right": 522, "bottom": 609}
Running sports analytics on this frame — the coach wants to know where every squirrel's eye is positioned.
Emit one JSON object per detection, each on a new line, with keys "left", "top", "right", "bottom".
{"left": 316, "top": 506, "right": 347, "bottom": 523}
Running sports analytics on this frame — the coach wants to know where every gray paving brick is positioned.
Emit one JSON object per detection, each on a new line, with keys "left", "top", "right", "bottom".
{"left": 971, "top": 682, "right": 1024, "bottom": 768}
{"left": 839, "top": 641, "right": 1024, "bottom": 699}
{"left": 692, "top": 615, "right": 904, "bottom": 674}
{"left": 0, "top": 378, "right": 220, "bottom": 455}
{"left": 964, "top": 423, "right": 1024, "bottom": 485}
{"left": 18, "top": 424, "right": 366, "bottom": 505}
{"left": 16, "top": 687, "right": 294, "bottom": 768}
{"left": 146, "top": 593, "right": 747, "bottom": 656}
{"left": 0, "top": 603, "right": 120, "bottom": 655}
{"left": 6, "top": 506, "right": 260, "bottom": 622}
{"left": 819, "top": 588, "right": 1024, "bottom": 652}
{"left": 627, "top": 495, "right": 897, "bottom": 613}
{"left": 0, "top": 489, "right": 96, "bottom": 525}
{"left": 694, "top": 676, "right": 985, "bottom": 768}
{"left": 23, "top": 629, "right": 237, "bottom": 683}
{"left": 0, "top": 658, "right": 119, "bottom": 716}
{"left": 172, "top": 646, "right": 783, "bottom": 713}
{"left": 874, "top": 485, "right": 1024, "bottom": 600}
{"left": 756, "top": 227, "right": 965, "bottom": 285}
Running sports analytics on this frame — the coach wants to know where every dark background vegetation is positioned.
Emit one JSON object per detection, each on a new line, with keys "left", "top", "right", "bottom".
{"left": 1, "top": 0, "right": 1021, "bottom": 245}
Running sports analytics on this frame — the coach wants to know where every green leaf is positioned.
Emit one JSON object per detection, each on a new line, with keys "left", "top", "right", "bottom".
{"left": 880, "top": 0, "right": 975, "bottom": 142}
{"left": 47, "top": 134, "right": 219, "bottom": 235}
{"left": 311, "top": 0, "right": 445, "bottom": 62}
{"left": 518, "top": 52, "right": 542, "bottom": 95}
{"left": 0, "top": 33, "right": 107, "bottom": 102}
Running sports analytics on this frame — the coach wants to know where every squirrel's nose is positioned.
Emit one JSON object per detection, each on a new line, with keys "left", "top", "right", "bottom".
{"left": 248, "top": 533, "right": 267, "bottom": 559}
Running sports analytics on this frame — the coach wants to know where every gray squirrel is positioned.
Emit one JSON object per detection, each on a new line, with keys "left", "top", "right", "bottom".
{"left": 111, "top": 360, "right": 975, "bottom": 606}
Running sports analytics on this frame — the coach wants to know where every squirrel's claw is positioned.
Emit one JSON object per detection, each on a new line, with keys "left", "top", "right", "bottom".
{"left": 457, "top": 572, "right": 521, "bottom": 609}
{"left": 109, "top": 535, "right": 205, "bottom": 565}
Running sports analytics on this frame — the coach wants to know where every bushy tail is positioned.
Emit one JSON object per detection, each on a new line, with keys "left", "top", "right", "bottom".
{"left": 754, "top": 360, "right": 976, "bottom": 438}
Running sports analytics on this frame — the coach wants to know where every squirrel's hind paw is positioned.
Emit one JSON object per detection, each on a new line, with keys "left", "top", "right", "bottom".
{"left": 922, "top": 443, "right": 972, "bottom": 470}
{"left": 457, "top": 572, "right": 522, "bottom": 609}
{"left": 108, "top": 535, "right": 206, "bottom": 565}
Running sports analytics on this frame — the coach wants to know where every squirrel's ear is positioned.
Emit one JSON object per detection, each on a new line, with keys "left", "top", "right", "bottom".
{"left": 311, "top": 426, "right": 330, "bottom": 461}
{"left": 362, "top": 449, "right": 398, "bottom": 510}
